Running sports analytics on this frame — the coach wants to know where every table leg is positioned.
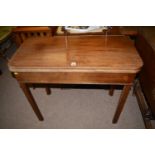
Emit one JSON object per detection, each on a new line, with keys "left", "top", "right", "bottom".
{"left": 112, "top": 85, "right": 131, "bottom": 123}
{"left": 109, "top": 85, "right": 115, "bottom": 96}
{"left": 45, "top": 87, "right": 51, "bottom": 95}
{"left": 19, "top": 83, "right": 44, "bottom": 121}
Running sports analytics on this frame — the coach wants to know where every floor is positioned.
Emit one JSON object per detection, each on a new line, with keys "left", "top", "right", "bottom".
{"left": 0, "top": 43, "right": 145, "bottom": 129}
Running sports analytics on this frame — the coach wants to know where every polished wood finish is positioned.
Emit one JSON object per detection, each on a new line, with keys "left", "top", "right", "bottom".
{"left": 45, "top": 87, "right": 51, "bottom": 95}
{"left": 8, "top": 35, "right": 143, "bottom": 123}
{"left": 120, "top": 26, "right": 139, "bottom": 36}
{"left": 113, "top": 85, "right": 131, "bottom": 123}
{"left": 19, "top": 83, "right": 44, "bottom": 121}
{"left": 13, "top": 26, "right": 52, "bottom": 47}
{"left": 13, "top": 26, "right": 52, "bottom": 94}
{"left": 9, "top": 36, "right": 142, "bottom": 73}
{"left": 109, "top": 85, "right": 115, "bottom": 96}
{"left": 13, "top": 72, "right": 135, "bottom": 84}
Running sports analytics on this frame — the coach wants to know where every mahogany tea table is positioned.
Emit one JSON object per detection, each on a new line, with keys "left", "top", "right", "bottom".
{"left": 8, "top": 35, "right": 143, "bottom": 123}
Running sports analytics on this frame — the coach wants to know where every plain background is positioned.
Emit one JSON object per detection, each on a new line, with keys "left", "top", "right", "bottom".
{"left": 0, "top": 0, "right": 155, "bottom": 155}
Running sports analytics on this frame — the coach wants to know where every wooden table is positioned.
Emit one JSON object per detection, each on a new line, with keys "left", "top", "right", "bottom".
{"left": 8, "top": 35, "right": 143, "bottom": 123}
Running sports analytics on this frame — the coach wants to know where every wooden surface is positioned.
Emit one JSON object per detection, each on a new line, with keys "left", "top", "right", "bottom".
{"left": 113, "top": 85, "right": 131, "bottom": 123}
{"left": 13, "top": 26, "right": 52, "bottom": 46}
{"left": 119, "top": 27, "right": 139, "bottom": 36}
{"left": 8, "top": 35, "right": 143, "bottom": 123}
{"left": 135, "top": 34, "right": 155, "bottom": 117}
{"left": 9, "top": 35, "right": 143, "bottom": 73}
{"left": 13, "top": 26, "right": 51, "bottom": 32}
{"left": 13, "top": 72, "right": 136, "bottom": 84}
{"left": 134, "top": 80, "right": 153, "bottom": 128}
{"left": 12, "top": 26, "right": 52, "bottom": 94}
{"left": 20, "top": 83, "right": 44, "bottom": 121}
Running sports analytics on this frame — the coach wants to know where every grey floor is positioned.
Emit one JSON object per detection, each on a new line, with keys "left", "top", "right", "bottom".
{"left": 0, "top": 44, "right": 145, "bottom": 128}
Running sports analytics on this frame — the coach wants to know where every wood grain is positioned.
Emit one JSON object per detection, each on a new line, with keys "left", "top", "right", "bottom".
{"left": 19, "top": 83, "right": 44, "bottom": 121}
{"left": 13, "top": 26, "right": 51, "bottom": 32}
{"left": 112, "top": 85, "right": 131, "bottom": 123}
{"left": 14, "top": 72, "right": 136, "bottom": 84}
{"left": 13, "top": 26, "right": 52, "bottom": 46}
{"left": 8, "top": 35, "right": 143, "bottom": 122}
{"left": 9, "top": 35, "right": 143, "bottom": 74}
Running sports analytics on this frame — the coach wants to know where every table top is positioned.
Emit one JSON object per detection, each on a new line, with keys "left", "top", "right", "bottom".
{"left": 8, "top": 35, "right": 143, "bottom": 73}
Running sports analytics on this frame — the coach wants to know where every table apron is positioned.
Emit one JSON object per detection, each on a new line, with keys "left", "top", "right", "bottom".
{"left": 13, "top": 72, "right": 136, "bottom": 85}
